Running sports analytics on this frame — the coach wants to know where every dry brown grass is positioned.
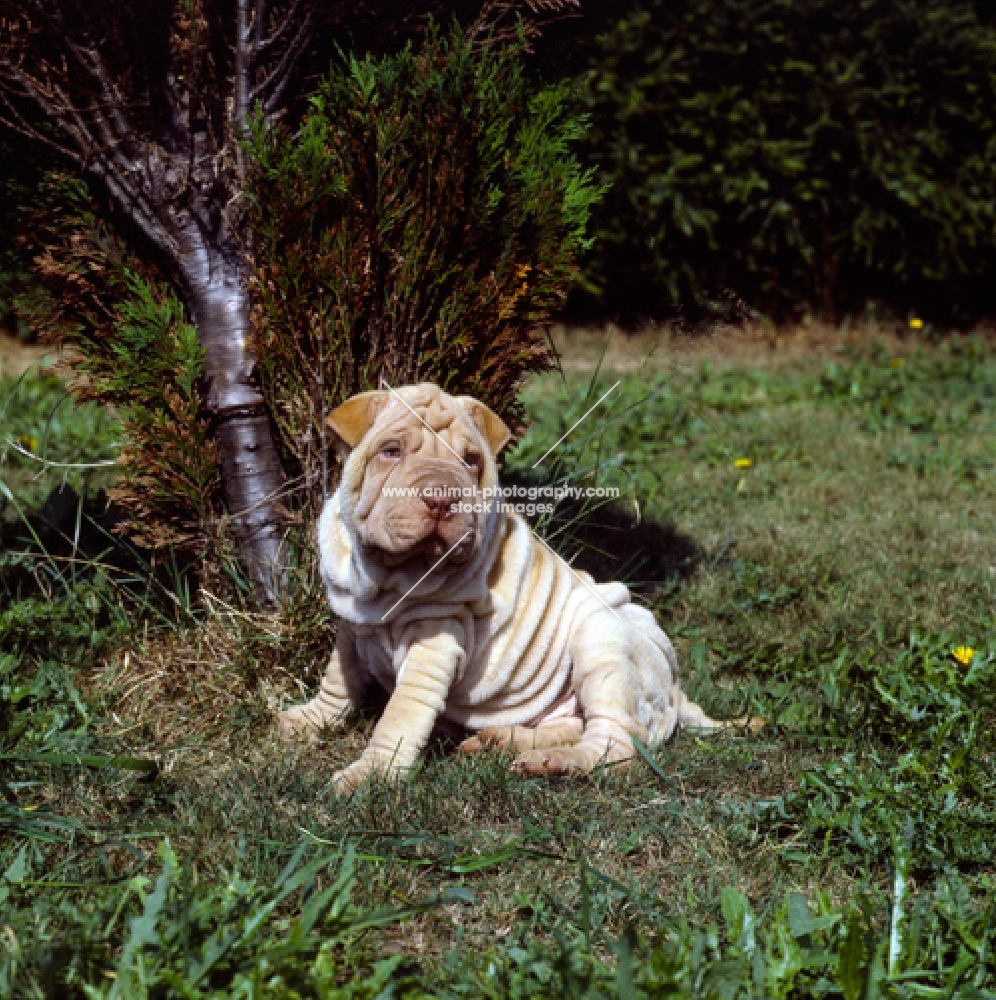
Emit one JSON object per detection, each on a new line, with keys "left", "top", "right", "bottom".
{"left": 0, "top": 327, "right": 54, "bottom": 378}
{"left": 547, "top": 317, "right": 996, "bottom": 373}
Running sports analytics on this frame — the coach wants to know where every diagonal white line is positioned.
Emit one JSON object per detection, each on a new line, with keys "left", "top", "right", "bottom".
{"left": 532, "top": 380, "right": 621, "bottom": 469}
{"left": 4, "top": 436, "right": 119, "bottom": 469}
{"left": 379, "top": 379, "right": 470, "bottom": 468}
{"left": 531, "top": 529, "right": 622, "bottom": 620}
{"left": 380, "top": 531, "right": 473, "bottom": 621}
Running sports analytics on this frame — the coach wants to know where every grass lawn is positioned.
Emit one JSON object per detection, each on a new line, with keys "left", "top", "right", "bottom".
{"left": 1, "top": 327, "right": 994, "bottom": 997}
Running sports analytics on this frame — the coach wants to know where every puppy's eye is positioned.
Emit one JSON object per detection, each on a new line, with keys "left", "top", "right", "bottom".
{"left": 379, "top": 443, "right": 402, "bottom": 460}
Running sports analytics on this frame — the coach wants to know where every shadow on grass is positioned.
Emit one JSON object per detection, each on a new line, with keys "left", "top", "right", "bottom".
{"left": 0, "top": 483, "right": 199, "bottom": 607}
{"left": 2, "top": 483, "right": 132, "bottom": 569}
{"left": 501, "top": 469, "right": 702, "bottom": 595}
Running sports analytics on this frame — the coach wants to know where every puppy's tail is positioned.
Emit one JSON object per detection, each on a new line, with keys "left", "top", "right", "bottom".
{"left": 677, "top": 690, "right": 765, "bottom": 734}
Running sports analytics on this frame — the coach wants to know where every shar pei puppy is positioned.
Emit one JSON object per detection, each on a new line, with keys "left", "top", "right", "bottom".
{"left": 279, "top": 383, "right": 733, "bottom": 791}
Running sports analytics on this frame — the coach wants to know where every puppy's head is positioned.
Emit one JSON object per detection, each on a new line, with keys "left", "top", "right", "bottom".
{"left": 330, "top": 384, "right": 510, "bottom": 575}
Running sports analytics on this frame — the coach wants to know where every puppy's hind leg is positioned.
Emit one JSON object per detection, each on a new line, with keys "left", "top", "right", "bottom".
{"left": 514, "top": 613, "right": 640, "bottom": 776}
{"left": 459, "top": 719, "right": 583, "bottom": 756}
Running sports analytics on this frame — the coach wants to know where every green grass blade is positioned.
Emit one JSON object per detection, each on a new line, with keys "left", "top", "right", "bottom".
{"left": 0, "top": 752, "right": 158, "bottom": 772}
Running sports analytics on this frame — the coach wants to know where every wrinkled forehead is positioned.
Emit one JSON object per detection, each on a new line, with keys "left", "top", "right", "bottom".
{"left": 372, "top": 389, "right": 475, "bottom": 443}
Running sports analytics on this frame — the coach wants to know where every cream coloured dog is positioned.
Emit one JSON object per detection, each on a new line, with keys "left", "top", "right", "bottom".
{"left": 278, "top": 383, "right": 726, "bottom": 791}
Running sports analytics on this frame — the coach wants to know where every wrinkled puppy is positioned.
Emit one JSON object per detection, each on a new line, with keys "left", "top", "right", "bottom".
{"left": 279, "top": 383, "right": 725, "bottom": 791}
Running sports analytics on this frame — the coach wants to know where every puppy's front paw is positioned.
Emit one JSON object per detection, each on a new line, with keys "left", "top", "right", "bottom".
{"left": 331, "top": 757, "right": 402, "bottom": 794}
{"left": 277, "top": 704, "right": 322, "bottom": 741}
{"left": 277, "top": 697, "right": 349, "bottom": 741}
{"left": 331, "top": 758, "right": 375, "bottom": 794}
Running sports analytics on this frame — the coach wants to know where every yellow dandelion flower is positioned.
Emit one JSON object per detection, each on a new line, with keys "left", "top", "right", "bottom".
{"left": 17, "top": 434, "right": 39, "bottom": 452}
{"left": 890, "top": 358, "right": 905, "bottom": 368}
{"left": 734, "top": 457, "right": 753, "bottom": 469}
{"left": 909, "top": 317, "right": 924, "bottom": 330}
{"left": 952, "top": 645, "right": 976, "bottom": 666}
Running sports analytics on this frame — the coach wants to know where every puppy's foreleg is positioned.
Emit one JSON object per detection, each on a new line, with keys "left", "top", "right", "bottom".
{"left": 277, "top": 646, "right": 355, "bottom": 738}
{"left": 332, "top": 620, "right": 465, "bottom": 792}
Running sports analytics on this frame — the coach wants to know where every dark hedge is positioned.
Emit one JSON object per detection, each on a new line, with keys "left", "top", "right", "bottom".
{"left": 568, "top": 0, "right": 996, "bottom": 323}
{"left": 0, "top": 130, "right": 51, "bottom": 339}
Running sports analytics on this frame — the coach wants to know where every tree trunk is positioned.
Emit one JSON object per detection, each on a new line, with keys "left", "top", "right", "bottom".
{"left": 175, "top": 222, "right": 287, "bottom": 601}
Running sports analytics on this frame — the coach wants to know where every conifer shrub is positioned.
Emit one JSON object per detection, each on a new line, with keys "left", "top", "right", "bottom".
{"left": 571, "top": 0, "right": 996, "bottom": 323}
{"left": 244, "top": 22, "right": 601, "bottom": 510}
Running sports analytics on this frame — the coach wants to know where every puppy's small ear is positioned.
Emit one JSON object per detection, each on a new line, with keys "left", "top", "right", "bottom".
{"left": 328, "top": 390, "right": 390, "bottom": 450}
{"left": 460, "top": 398, "right": 512, "bottom": 455}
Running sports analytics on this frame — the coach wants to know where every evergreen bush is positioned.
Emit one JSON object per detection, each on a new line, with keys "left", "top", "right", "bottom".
{"left": 572, "top": 0, "right": 996, "bottom": 323}
{"left": 244, "top": 22, "right": 601, "bottom": 510}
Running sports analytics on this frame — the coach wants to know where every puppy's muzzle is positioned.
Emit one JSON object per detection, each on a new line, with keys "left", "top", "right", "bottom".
{"left": 410, "top": 468, "right": 478, "bottom": 559}
{"left": 419, "top": 485, "right": 458, "bottom": 521}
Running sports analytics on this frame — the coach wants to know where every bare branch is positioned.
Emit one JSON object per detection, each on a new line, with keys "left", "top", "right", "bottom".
{"left": 251, "top": 0, "right": 304, "bottom": 61}
{"left": 34, "top": 111, "right": 172, "bottom": 260}
{"left": 234, "top": 0, "right": 251, "bottom": 136}
{"left": 252, "top": 8, "right": 312, "bottom": 118}
{"left": 0, "top": 1, "right": 188, "bottom": 259}
{"left": 22, "top": 0, "right": 136, "bottom": 152}
{"left": 0, "top": 75, "right": 84, "bottom": 163}
{"left": 89, "top": 158, "right": 178, "bottom": 259}
{"left": 0, "top": 55, "right": 93, "bottom": 154}
{"left": 250, "top": 0, "right": 271, "bottom": 58}
{"left": 1, "top": 3, "right": 148, "bottom": 195}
